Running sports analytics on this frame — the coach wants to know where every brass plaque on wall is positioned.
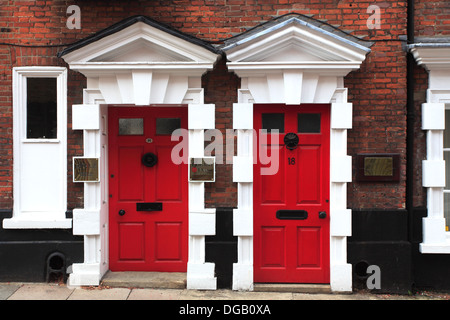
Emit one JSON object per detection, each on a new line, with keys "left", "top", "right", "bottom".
{"left": 364, "top": 157, "right": 393, "bottom": 177}
{"left": 73, "top": 157, "right": 99, "bottom": 182}
{"left": 189, "top": 157, "right": 215, "bottom": 182}
{"left": 356, "top": 154, "right": 400, "bottom": 182}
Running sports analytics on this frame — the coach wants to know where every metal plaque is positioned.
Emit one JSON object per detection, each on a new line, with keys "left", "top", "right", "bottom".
{"left": 189, "top": 157, "right": 215, "bottom": 182}
{"left": 356, "top": 154, "right": 400, "bottom": 182}
{"left": 364, "top": 157, "right": 393, "bottom": 177}
{"left": 73, "top": 157, "right": 99, "bottom": 182}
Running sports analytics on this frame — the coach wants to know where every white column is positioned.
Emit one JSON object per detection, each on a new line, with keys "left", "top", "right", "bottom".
{"left": 232, "top": 103, "right": 254, "bottom": 290}
{"left": 329, "top": 102, "right": 353, "bottom": 292}
{"left": 186, "top": 104, "right": 217, "bottom": 290}
{"left": 421, "top": 103, "right": 448, "bottom": 252}
{"left": 68, "top": 104, "right": 108, "bottom": 286}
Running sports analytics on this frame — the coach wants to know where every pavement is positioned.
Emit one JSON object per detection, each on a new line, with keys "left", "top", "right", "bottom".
{"left": 0, "top": 281, "right": 448, "bottom": 301}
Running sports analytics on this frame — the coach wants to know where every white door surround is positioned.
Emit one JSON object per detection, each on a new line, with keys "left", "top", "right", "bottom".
{"left": 59, "top": 16, "right": 220, "bottom": 288}
{"left": 409, "top": 42, "right": 450, "bottom": 253}
{"left": 223, "top": 14, "right": 372, "bottom": 292}
{"left": 60, "top": 14, "right": 372, "bottom": 291}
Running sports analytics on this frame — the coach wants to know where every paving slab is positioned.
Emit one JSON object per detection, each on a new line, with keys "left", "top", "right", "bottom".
{"left": 7, "top": 283, "right": 74, "bottom": 300}
{"left": 180, "top": 289, "right": 293, "bottom": 300}
{"left": 128, "top": 288, "right": 183, "bottom": 300}
{"left": 0, "top": 283, "right": 21, "bottom": 300}
{"left": 68, "top": 287, "right": 131, "bottom": 300}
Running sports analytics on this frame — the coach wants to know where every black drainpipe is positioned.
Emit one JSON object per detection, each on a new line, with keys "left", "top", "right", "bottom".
{"left": 406, "top": 0, "right": 415, "bottom": 241}
{"left": 406, "top": 0, "right": 415, "bottom": 287}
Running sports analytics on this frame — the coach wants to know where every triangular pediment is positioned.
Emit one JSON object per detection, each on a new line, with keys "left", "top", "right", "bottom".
{"left": 223, "top": 14, "right": 372, "bottom": 66}
{"left": 90, "top": 38, "right": 192, "bottom": 62}
{"left": 58, "top": 16, "right": 219, "bottom": 64}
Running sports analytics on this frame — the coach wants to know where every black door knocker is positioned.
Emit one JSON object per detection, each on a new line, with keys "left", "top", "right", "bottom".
{"left": 142, "top": 152, "right": 158, "bottom": 167}
{"left": 284, "top": 133, "right": 299, "bottom": 150}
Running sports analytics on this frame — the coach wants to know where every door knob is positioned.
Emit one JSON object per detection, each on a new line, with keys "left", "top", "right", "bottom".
{"left": 319, "top": 211, "right": 327, "bottom": 219}
{"left": 118, "top": 209, "right": 126, "bottom": 216}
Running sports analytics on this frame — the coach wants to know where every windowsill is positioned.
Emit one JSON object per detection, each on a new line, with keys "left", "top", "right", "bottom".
{"left": 2, "top": 216, "right": 72, "bottom": 229}
{"left": 22, "top": 139, "right": 60, "bottom": 143}
{"left": 420, "top": 233, "right": 450, "bottom": 254}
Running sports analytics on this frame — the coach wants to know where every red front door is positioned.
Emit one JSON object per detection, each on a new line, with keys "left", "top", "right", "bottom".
{"left": 108, "top": 106, "right": 188, "bottom": 272}
{"left": 253, "top": 104, "right": 330, "bottom": 283}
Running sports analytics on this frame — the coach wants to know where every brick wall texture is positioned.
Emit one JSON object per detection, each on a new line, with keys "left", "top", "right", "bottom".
{"left": 0, "top": 0, "right": 447, "bottom": 210}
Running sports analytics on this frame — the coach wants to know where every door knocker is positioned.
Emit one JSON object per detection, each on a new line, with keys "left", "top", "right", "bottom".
{"left": 284, "top": 133, "right": 299, "bottom": 150}
{"left": 142, "top": 152, "right": 158, "bottom": 167}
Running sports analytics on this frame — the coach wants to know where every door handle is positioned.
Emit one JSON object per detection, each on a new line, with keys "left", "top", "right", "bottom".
{"left": 319, "top": 211, "right": 327, "bottom": 219}
{"left": 118, "top": 209, "right": 126, "bottom": 216}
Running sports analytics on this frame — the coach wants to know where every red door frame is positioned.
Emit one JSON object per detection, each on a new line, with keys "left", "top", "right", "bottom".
{"left": 108, "top": 106, "right": 188, "bottom": 272}
{"left": 253, "top": 104, "right": 330, "bottom": 283}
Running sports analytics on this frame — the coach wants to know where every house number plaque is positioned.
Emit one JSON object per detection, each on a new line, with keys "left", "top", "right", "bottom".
{"left": 73, "top": 157, "right": 99, "bottom": 182}
{"left": 189, "top": 157, "right": 215, "bottom": 182}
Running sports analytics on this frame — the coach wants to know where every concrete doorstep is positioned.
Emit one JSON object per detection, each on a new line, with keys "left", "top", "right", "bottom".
{"left": 100, "top": 271, "right": 187, "bottom": 289}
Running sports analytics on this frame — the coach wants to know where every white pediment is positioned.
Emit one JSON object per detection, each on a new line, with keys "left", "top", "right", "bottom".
{"left": 223, "top": 15, "right": 372, "bottom": 76}
{"left": 60, "top": 17, "right": 219, "bottom": 70}
{"left": 91, "top": 38, "right": 193, "bottom": 63}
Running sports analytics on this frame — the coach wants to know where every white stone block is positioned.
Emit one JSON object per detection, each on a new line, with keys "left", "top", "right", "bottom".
{"left": 232, "top": 263, "right": 253, "bottom": 291}
{"left": 283, "top": 70, "right": 303, "bottom": 104}
{"left": 188, "top": 104, "right": 215, "bottom": 129}
{"left": 233, "top": 156, "right": 253, "bottom": 182}
{"left": 233, "top": 103, "right": 253, "bottom": 129}
{"left": 422, "top": 103, "right": 445, "bottom": 130}
{"left": 331, "top": 155, "right": 352, "bottom": 182}
{"left": 330, "top": 264, "right": 352, "bottom": 292}
{"left": 233, "top": 209, "right": 253, "bottom": 236}
{"left": 331, "top": 103, "right": 353, "bottom": 129}
{"left": 422, "top": 160, "right": 445, "bottom": 187}
{"left": 330, "top": 209, "right": 352, "bottom": 237}
{"left": 187, "top": 262, "right": 217, "bottom": 290}
{"left": 422, "top": 217, "right": 447, "bottom": 244}
{"left": 73, "top": 209, "right": 101, "bottom": 235}
{"left": 189, "top": 211, "right": 216, "bottom": 236}
{"left": 72, "top": 104, "right": 100, "bottom": 130}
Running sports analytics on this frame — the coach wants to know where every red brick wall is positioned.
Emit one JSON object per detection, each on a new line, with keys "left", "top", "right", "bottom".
{"left": 0, "top": 0, "right": 433, "bottom": 211}
{"left": 415, "top": 0, "right": 450, "bottom": 36}
{"left": 411, "top": 0, "right": 450, "bottom": 208}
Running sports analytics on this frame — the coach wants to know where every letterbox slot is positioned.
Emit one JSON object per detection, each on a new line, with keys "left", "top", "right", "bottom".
{"left": 136, "top": 202, "right": 163, "bottom": 212}
{"left": 276, "top": 210, "right": 308, "bottom": 220}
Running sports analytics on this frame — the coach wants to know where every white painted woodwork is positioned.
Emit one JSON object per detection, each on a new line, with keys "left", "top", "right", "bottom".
{"left": 62, "top": 20, "right": 220, "bottom": 287}
{"left": 4, "top": 67, "right": 70, "bottom": 229}
{"left": 226, "top": 16, "right": 371, "bottom": 292}
{"left": 410, "top": 45, "right": 450, "bottom": 254}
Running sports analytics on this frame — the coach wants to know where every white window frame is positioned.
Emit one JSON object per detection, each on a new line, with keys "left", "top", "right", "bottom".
{"left": 3, "top": 67, "right": 70, "bottom": 229}
{"left": 443, "top": 105, "right": 450, "bottom": 231}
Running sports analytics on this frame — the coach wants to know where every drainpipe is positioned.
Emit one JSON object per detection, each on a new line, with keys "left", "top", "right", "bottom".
{"left": 406, "top": 0, "right": 414, "bottom": 241}
{"left": 406, "top": 0, "right": 415, "bottom": 288}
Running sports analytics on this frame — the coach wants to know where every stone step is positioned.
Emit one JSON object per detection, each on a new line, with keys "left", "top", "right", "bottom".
{"left": 100, "top": 271, "right": 186, "bottom": 289}
{"left": 253, "top": 283, "right": 332, "bottom": 294}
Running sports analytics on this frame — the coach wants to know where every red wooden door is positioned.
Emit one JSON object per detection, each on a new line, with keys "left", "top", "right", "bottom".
{"left": 108, "top": 106, "right": 188, "bottom": 272}
{"left": 253, "top": 104, "right": 330, "bottom": 283}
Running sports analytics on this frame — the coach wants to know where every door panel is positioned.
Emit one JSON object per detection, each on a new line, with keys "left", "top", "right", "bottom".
{"left": 155, "top": 145, "right": 182, "bottom": 201}
{"left": 118, "top": 223, "right": 145, "bottom": 261}
{"left": 297, "top": 145, "right": 321, "bottom": 204}
{"left": 260, "top": 226, "right": 285, "bottom": 268}
{"left": 118, "top": 146, "right": 145, "bottom": 200}
{"left": 296, "top": 227, "right": 321, "bottom": 267}
{"left": 254, "top": 104, "right": 330, "bottom": 283}
{"left": 155, "top": 222, "right": 183, "bottom": 261}
{"left": 109, "top": 106, "right": 188, "bottom": 272}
